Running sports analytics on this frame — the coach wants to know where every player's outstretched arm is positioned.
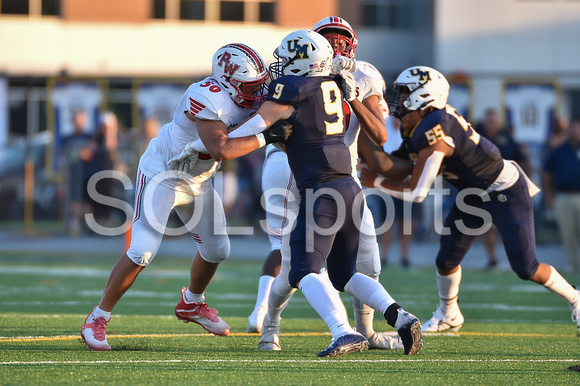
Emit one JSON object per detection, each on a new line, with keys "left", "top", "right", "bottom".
{"left": 196, "top": 101, "right": 294, "bottom": 161}
{"left": 357, "top": 129, "right": 413, "bottom": 181}
{"left": 360, "top": 140, "right": 452, "bottom": 203}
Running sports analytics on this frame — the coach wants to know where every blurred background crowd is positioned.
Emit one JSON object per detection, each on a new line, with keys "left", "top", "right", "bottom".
{"left": 0, "top": 0, "right": 579, "bottom": 271}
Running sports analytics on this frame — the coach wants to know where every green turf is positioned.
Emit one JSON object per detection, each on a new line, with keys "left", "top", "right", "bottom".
{"left": 1, "top": 250, "right": 580, "bottom": 384}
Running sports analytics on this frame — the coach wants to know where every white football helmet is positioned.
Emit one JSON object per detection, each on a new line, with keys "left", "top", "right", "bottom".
{"left": 212, "top": 43, "right": 269, "bottom": 109}
{"left": 312, "top": 16, "right": 358, "bottom": 58}
{"left": 387, "top": 66, "right": 450, "bottom": 118}
{"left": 269, "top": 30, "right": 334, "bottom": 80}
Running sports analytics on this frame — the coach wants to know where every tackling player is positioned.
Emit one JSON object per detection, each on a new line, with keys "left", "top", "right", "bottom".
{"left": 360, "top": 66, "right": 580, "bottom": 333}
{"left": 240, "top": 29, "right": 423, "bottom": 357}
{"left": 81, "top": 43, "right": 279, "bottom": 351}
{"left": 249, "top": 16, "right": 406, "bottom": 352}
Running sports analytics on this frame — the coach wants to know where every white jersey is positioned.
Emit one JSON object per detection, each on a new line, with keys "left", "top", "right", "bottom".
{"left": 344, "top": 61, "right": 389, "bottom": 181}
{"left": 138, "top": 76, "right": 254, "bottom": 189}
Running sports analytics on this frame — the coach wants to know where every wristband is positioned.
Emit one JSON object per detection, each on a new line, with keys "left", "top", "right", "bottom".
{"left": 373, "top": 175, "right": 386, "bottom": 189}
{"left": 255, "top": 133, "right": 267, "bottom": 148}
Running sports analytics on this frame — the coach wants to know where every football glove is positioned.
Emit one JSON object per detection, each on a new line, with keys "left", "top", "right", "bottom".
{"left": 331, "top": 56, "right": 358, "bottom": 74}
{"left": 339, "top": 70, "right": 357, "bottom": 102}
{"left": 263, "top": 120, "right": 293, "bottom": 144}
{"left": 167, "top": 142, "right": 199, "bottom": 172}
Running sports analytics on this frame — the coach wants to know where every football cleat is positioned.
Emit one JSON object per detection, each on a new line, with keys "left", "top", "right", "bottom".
{"left": 366, "top": 332, "right": 404, "bottom": 350}
{"left": 81, "top": 309, "right": 111, "bottom": 351}
{"left": 258, "top": 315, "right": 281, "bottom": 351}
{"left": 421, "top": 307, "right": 465, "bottom": 333}
{"left": 175, "top": 287, "right": 230, "bottom": 336}
{"left": 246, "top": 310, "right": 266, "bottom": 334}
{"left": 316, "top": 333, "right": 369, "bottom": 358}
{"left": 394, "top": 308, "right": 423, "bottom": 355}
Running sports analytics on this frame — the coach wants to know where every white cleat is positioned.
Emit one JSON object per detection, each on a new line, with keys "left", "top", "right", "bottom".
{"left": 571, "top": 289, "right": 580, "bottom": 336}
{"left": 246, "top": 310, "right": 266, "bottom": 334}
{"left": 258, "top": 315, "right": 281, "bottom": 351}
{"left": 421, "top": 307, "right": 465, "bottom": 332}
{"left": 366, "top": 332, "right": 404, "bottom": 350}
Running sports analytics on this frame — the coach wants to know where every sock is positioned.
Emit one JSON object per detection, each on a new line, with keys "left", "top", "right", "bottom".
{"left": 437, "top": 266, "right": 462, "bottom": 315}
{"left": 251, "top": 275, "right": 275, "bottom": 317}
{"left": 319, "top": 268, "right": 349, "bottom": 322}
{"left": 344, "top": 272, "right": 395, "bottom": 316}
{"left": 543, "top": 266, "right": 580, "bottom": 307}
{"left": 92, "top": 306, "right": 111, "bottom": 321}
{"left": 299, "top": 273, "right": 354, "bottom": 339}
{"left": 351, "top": 274, "right": 380, "bottom": 337}
{"left": 384, "top": 303, "right": 401, "bottom": 328}
{"left": 266, "top": 275, "right": 296, "bottom": 323}
{"left": 185, "top": 288, "right": 205, "bottom": 304}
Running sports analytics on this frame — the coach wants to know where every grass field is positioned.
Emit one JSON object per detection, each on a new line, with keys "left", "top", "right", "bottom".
{"left": 1, "top": 249, "right": 580, "bottom": 384}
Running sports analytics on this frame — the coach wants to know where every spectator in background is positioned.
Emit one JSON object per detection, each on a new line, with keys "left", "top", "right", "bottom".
{"left": 545, "top": 116, "right": 569, "bottom": 151}
{"left": 477, "top": 108, "right": 532, "bottom": 268}
{"left": 62, "top": 109, "right": 92, "bottom": 236}
{"left": 82, "top": 112, "right": 122, "bottom": 229}
{"left": 542, "top": 119, "right": 580, "bottom": 272}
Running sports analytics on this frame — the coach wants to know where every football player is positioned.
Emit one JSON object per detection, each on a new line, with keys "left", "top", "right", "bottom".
{"left": 360, "top": 66, "right": 580, "bottom": 333}
{"left": 240, "top": 29, "right": 423, "bottom": 357}
{"left": 81, "top": 43, "right": 280, "bottom": 351}
{"left": 249, "top": 16, "right": 407, "bottom": 352}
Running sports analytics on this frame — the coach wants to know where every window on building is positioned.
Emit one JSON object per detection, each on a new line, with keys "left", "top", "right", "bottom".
{"left": 153, "top": 0, "right": 166, "bottom": 19}
{"left": 157, "top": 0, "right": 273, "bottom": 23}
{"left": 220, "top": 1, "right": 243, "bottom": 21}
{"left": 362, "top": 0, "right": 413, "bottom": 29}
{"left": 41, "top": 0, "right": 60, "bottom": 16}
{"left": 259, "top": 1, "right": 273, "bottom": 22}
{"left": 180, "top": 0, "right": 205, "bottom": 20}
{"left": 1, "top": 0, "right": 60, "bottom": 16}
{"left": 1, "top": 0, "right": 29, "bottom": 14}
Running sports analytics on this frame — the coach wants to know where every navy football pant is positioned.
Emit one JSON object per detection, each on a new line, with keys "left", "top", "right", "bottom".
{"left": 288, "top": 177, "right": 363, "bottom": 291}
{"left": 436, "top": 175, "right": 539, "bottom": 280}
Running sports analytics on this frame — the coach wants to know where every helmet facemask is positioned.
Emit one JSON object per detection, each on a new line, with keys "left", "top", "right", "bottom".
{"left": 268, "top": 47, "right": 290, "bottom": 80}
{"left": 229, "top": 74, "right": 269, "bottom": 109}
{"left": 387, "top": 82, "right": 430, "bottom": 119}
{"left": 312, "top": 17, "right": 358, "bottom": 58}
{"left": 320, "top": 31, "right": 355, "bottom": 58}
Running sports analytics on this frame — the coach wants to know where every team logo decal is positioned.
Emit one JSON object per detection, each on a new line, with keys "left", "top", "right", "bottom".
{"left": 497, "top": 194, "right": 507, "bottom": 203}
{"left": 217, "top": 51, "right": 240, "bottom": 77}
{"left": 410, "top": 68, "right": 431, "bottom": 82}
{"left": 287, "top": 39, "right": 310, "bottom": 59}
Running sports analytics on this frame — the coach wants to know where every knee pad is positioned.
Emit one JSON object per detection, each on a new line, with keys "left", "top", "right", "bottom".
{"left": 126, "top": 249, "right": 155, "bottom": 266}
{"left": 355, "top": 244, "right": 381, "bottom": 277}
{"left": 197, "top": 235, "right": 230, "bottom": 263}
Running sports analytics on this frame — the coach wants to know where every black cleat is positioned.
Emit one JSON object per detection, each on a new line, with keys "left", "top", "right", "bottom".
{"left": 317, "top": 333, "right": 369, "bottom": 358}
{"left": 395, "top": 308, "right": 423, "bottom": 355}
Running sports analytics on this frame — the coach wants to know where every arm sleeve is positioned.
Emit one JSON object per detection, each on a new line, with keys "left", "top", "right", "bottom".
{"left": 374, "top": 151, "right": 445, "bottom": 203}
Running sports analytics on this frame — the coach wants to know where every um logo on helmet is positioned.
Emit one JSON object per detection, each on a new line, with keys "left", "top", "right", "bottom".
{"left": 218, "top": 51, "right": 241, "bottom": 76}
{"left": 410, "top": 69, "right": 431, "bottom": 82}
{"left": 287, "top": 39, "right": 310, "bottom": 59}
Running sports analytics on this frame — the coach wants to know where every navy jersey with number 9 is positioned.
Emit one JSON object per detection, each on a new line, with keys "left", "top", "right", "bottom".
{"left": 267, "top": 75, "right": 351, "bottom": 191}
